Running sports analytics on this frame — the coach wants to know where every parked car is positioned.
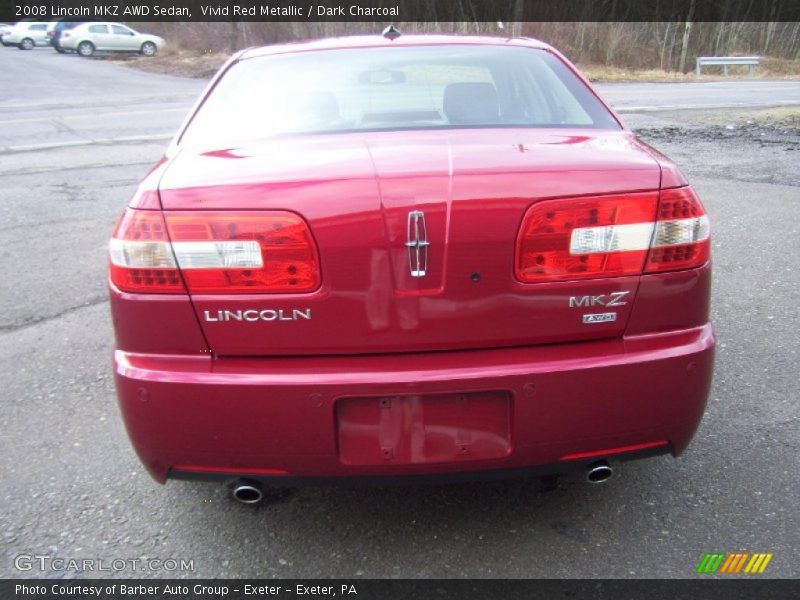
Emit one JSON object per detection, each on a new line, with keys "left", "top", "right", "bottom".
{"left": 3, "top": 22, "right": 49, "bottom": 50}
{"left": 109, "top": 34, "right": 714, "bottom": 503}
{"left": 47, "top": 20, "right": 84, "bottom": 53}
{"left": 59, "top": 22, "right": 164, "bottom": 57}
{"left": 0, "top": 23, "right": 13, "bottom": 45}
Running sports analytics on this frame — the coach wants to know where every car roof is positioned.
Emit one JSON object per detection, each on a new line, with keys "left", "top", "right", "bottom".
{"left": 240, "top": 34, "right": 553, "bottom": 60}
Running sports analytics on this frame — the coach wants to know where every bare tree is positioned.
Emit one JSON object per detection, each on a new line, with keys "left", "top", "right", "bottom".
{"left": 510, "top": 0, "right": 525, "bottom": 37}
{"left": 678, "top": 0, "right": 696, "bottom": 72}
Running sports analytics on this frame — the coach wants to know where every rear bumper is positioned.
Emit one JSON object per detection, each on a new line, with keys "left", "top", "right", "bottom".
{"left": 114, "top": 323, "right": 714, "bottom": 484}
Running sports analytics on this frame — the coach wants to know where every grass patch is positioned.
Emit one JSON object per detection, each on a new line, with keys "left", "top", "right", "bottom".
{"left": 110, "top": 49, "right": 230, "bottom": 78}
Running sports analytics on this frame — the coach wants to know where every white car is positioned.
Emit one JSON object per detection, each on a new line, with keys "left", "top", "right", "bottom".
{"left": 59, "top": 22, "right": 165, "bottom": 57}
{"left": 0, "top": 23, "right": 13, "bottom": 43}
{"left": 3, "top": 22, "right": 50, "bottom": 50}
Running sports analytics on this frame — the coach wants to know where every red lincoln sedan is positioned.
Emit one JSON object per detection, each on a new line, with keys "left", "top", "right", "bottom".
{"left": 109, "top": 34, "right": 714, "bottom": 503}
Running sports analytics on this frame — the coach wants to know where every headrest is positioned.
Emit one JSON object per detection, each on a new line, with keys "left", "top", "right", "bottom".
{"left": 443, "top": 82, "right": 500, "bottom": 125}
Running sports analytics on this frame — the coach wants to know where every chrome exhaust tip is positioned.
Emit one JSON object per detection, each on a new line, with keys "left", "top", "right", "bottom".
{"left": 586, "top": 461, "right": 613, "bottom": 484}
{"left": 232, "top": 480, "right": 264, "bottom": 504}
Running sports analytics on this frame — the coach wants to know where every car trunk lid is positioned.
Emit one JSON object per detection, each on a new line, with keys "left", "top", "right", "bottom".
{"left": 158, "top": 128, "right": 661, "bottom": 356}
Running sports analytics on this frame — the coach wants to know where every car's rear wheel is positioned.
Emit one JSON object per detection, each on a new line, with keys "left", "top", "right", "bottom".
{"left": 140, "top": 41, "right": 157, "bottom": 57}
{"left": 77, "top": 41, "right": 94, "bottom": 57}
{"left": 19, "top": 38, "right": 34, "bottom": 50}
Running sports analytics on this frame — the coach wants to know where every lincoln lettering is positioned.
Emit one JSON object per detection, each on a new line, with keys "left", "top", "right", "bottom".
{"left": 204, "top": 309, "right": 312, "bottom": 322}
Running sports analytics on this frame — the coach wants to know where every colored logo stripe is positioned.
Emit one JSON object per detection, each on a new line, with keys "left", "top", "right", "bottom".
{"left": 697, "top": 553, "right": 726, "bottom": 573}
{"left": 719, "top": 553, "right": 749, "bottom": 573}
{"left": 745, "top": 553, "right": 773, "bottom": 574}
{"left": 698, "top": 553, "right": 773, "bottom": 574}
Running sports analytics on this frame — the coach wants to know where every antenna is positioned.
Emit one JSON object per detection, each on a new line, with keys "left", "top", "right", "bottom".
{"left": 382, "top": 25, "right": 401, "bottom": 40}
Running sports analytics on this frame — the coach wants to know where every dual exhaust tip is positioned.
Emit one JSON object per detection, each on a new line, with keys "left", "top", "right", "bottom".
{"left": 231, "top": 462, "right": 613, "bottom": 503}
{"left": 586, "top": 460, "right": 614, "bottom": 484}
{"left": 232, "top": 480, "right": 263, "bottom": 504}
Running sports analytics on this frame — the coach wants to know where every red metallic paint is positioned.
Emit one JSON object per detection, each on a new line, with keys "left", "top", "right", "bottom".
{"left": 110, "top": 35, "right": 715, "bottom": 486}
{"left": 155, "top": 129, "right": 662, "bottom": 356}
{"left": 626, "top": 262, "right": 712, "bottom": 335}
{"left": 114, "top": 324, "right": 713, "bottom": 483}
{"left": 633, "top": 138, "right": 690, "bottom": 189}
{"left": 109, "top": 283, "right": 209, "bottom": 355}
{"left": 337, "top": 391, "right": 513, "bottom": 466}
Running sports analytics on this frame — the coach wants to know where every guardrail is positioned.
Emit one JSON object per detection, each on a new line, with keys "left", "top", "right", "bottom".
{"left": 696, "top": 56, "right": 760, "bottom": 76}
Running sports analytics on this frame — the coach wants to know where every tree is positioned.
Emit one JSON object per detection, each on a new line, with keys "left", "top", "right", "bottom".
{"left": 678, "top": 0, "right": 696, "bottom": 73}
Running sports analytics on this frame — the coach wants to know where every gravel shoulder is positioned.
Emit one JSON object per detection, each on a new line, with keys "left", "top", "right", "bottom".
{"left": 629, "top": 107, "right": 800, "bottom": 187}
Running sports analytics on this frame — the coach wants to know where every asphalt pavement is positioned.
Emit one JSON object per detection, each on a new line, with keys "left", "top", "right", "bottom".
{"left": 600, "top": 79, "right": 800, "bottom": 112}
{"left": 0, "top": 47, "right": 798, "bottom": 579}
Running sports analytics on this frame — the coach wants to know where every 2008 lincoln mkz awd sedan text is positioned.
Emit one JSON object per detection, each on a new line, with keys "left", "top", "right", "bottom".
{"left": 109, "top": 34, "right": 714, "bottom": 502}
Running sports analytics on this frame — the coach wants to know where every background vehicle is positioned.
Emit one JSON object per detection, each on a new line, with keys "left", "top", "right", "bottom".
{"left": 47, "top": 20, "right": 84, "bottom": 53}
{"left": 109, "top": 35, "right": 714, "bottom": 501}
{"left": 59, "top": 22, "right": 165, "bottom": 57}
{"left": 3, "top": 22, "right": 49, "bottom": 50}
{"left": 0, "top": 23, "right": 12, "bottom": 46}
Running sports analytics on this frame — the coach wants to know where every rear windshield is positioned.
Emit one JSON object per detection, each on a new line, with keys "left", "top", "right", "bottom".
{"left": 180, "top": 44, "right": 620, "bottom": 148}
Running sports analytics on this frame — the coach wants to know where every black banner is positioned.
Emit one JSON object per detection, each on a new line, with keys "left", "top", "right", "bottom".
{"left": 3, "top": 580, "right": 800, "bottom": 600}
{"left": 2, "top": 0, "right": 800, "bottom": 23}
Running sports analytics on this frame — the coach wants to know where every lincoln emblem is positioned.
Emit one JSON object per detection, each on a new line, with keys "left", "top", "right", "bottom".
{"left": 406, "top": 210, "right": 429, "bottom": 277}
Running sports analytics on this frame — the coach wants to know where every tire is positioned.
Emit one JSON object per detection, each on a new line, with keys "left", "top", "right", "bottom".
{"left": 140, "top": 41, "right": 157, "bottom": 57}
{"left": 77, "top": 41, "right": 94, "bottom": 57}
{"left": 19, "top": 38, "right": 34, "bottom": 50}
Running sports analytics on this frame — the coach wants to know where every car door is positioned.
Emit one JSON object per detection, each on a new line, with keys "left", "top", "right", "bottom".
{"left": 86, "top": 24, "right": 111, "bottom": 50}
{"left": 29, "top": 24, "right": 48, "bottom": 45}
{"left": 111, "top": 24, "right": 138, "bottom": 51}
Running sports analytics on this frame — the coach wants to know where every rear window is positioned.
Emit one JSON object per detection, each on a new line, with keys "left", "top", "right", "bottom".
{"left": 180, "top": 44, "right": 620, "bottom": 149}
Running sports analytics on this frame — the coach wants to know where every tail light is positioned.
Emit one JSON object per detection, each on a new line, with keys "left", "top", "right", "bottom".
{"left": 110, "top": 209, "right": 320, "bottom": 294}
{"left": 644, "top": 187, "right": 710, "bottom": 273}
{"left": 109, "top": 210, "right": 184, "bottom": 293}
{"left": 515, "top": 187, "right": 709, "bottom": 283}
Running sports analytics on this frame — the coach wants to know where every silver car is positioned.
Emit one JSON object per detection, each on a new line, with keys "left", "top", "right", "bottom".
{"left": 3, "top": 22, "right": 50, "bottom": 50}
{"left": 59, "top": 22, "right": 165, "bottom": 57}
{"left": 0, "top": 23, "right": 13, "bottom": 44}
